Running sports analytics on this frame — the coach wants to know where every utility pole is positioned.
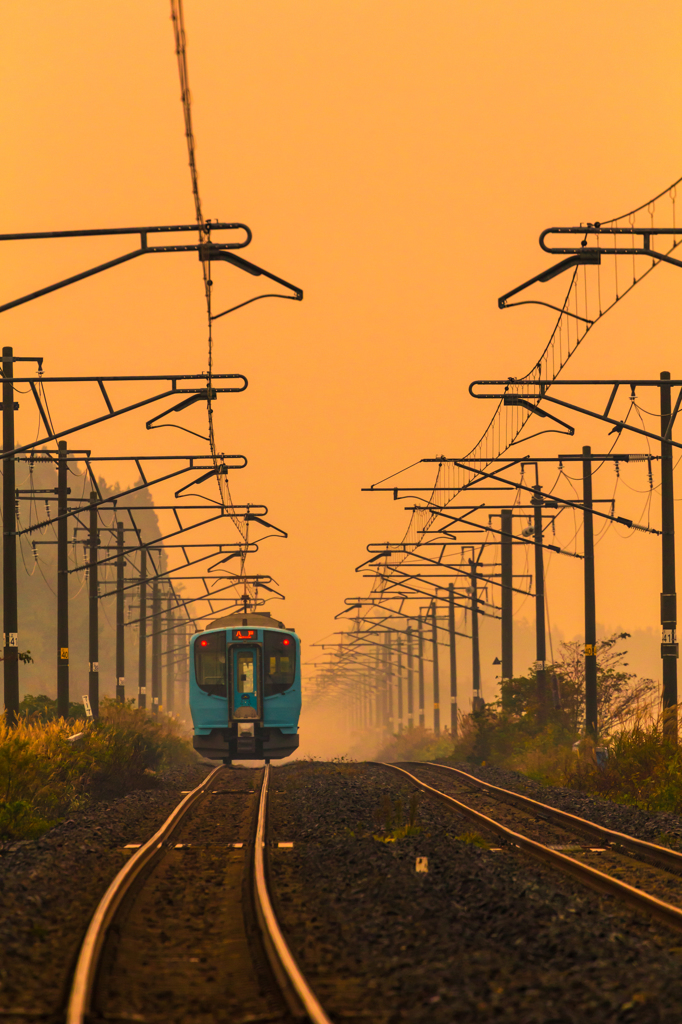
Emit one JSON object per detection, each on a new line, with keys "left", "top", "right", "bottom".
{"left": 448, "top": 583, "right": 457, "bottom": 737}
{"left": 374, "top": 644, "right": 382, "bottom": 732}
{"left": 116, "top": 521, "right": 125, "bottom": 703}
{"left": 406, "top": 624, "right": 414, "bottom": 729}
{"left": 661, "top": 370, "right": 678, "bottom": 740}
{"left": 417, "top": 615, "right": 425, "bottom": 728}
{"left": 2, "top": 347, "right": 19, "bottom": 723}
{"left": 583, "top": 446, "right": 597, "bottom": 737}
{"left": 57, "top": 440, "right": 69, "bottom": 718}
{"left": 501, "top": 508, "right": 513, "bottom": 683}
{"left": 138, "top": 548, "right": 147, "bottom": 710}
{"left": 396, "top": 631, "right": 403, "bottom": 733}
{"left": 431, "top": 602, "right": 440, "bottom": 734}
{"left": 470, "top": 560, "right": 482, "bottom": 711}
{"left": 88, "top": 493, "right": 99, "bottom": 718}
{"left": 386, "top": 630, "right": 394, "bottom": 734}
{"left": 151, "top": 580, "right": 161, "bottom": 716}
{"left": 165, "top": 597, "right": 174, "bottom": 714}
{"left": 532, "top": 485, "right": 547, "bottom": 722}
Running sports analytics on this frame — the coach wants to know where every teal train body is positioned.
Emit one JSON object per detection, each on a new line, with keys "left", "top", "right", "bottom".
{"left": 189, "top": 611, "right": 301, "bottom": 762}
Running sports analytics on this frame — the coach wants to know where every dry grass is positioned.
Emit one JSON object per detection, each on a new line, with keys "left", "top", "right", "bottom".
{"left": 375, "top": 718, "right": 477, "bottom": 764}
{"left": 0, "top": 698, "right": 194, "bottom": 841}
{"left": 564, "top": 713, "right": 682, "bottom": 814}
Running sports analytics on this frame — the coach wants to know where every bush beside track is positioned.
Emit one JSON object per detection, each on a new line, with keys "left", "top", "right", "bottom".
{"left": 0, "top": 698, "right": 194, "bottom": 841}
{"left": 375, "top": 632, "right": 682, "bottom": 816}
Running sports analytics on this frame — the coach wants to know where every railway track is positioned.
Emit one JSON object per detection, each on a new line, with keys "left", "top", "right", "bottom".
{"left": 66, "top": 763, "right": 331, "bottom": 1024}
{"left": 379, "top": 760, "right": 682, "bottom": 932}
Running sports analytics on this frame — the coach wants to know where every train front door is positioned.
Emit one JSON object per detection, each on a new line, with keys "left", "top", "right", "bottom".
{"left": 232, "top": 645, "right": 260, "bottom": 719}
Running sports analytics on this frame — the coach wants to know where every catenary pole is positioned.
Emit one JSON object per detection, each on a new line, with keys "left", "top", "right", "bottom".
{"left": 448, "top": 583, "right": 458, "bottom": 737}
{"left": 386, "top": 630, "right": 394, "bottom": 734}
{"left": 138, "top": 548, "right": 147, "bottom": 709}
{"left": 57, "top": 440, "right": 70, "bottom": 718}
{"left": 470, "top": 560, "right": 481, "bottom": 711}
{"left": 151, "top": 579, "right": 161, "bottom": 716}
{"left": 374, "top": 643, "right": 382, "bottom": 731}
{"left": 431, "top": 602, "right": 440, "bottom": 734}
{"left": 166, "top": 597, "right": 174, "bottom": 714}
{"left": 396, "top": 631, "right": 403, "bottom": 733}
{"left": 532, "top": 486, "right": 548, "bottom": 722}
{"left": 116, "top": 521, "right": 125, "bottom": 702}
{"left": 417, "top": 615, "right": 425, "bottom": 727}
{"left": 2, "top": 348, "right": 19, "bottom": 723}
{"left": 88, "top": 492, "right": 99, "bottom": 718}
{"left": 661, "top": 370, "right": 678, "bottom": 740}
{"left": 406, "top": 624, "right": 414, "bottom": 729}
{"left": 501, "top": 508, "right": 513, "bottom": 683}
{"left": 583, "top": 446, "right": 598, "bottom": 737}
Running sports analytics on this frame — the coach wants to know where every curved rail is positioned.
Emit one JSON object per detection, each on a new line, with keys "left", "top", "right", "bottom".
{"left": 254, "top": 764, "right": 333, "bottom": 1024}
{"left": 66, "top": 763, "right": 225, "bottom": 1024}
{"left": 419, "top": 762, "right": 682, "bottom": 874}
{"left": 67, "top": 762, "right": 332, "bottom": 1024}
{"left": 378, "top": 762, "right": 682, "bottom": 932}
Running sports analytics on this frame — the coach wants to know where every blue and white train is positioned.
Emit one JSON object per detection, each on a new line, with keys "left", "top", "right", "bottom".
{"left": 189, "top": 612, "right": 301, "bottom": 762}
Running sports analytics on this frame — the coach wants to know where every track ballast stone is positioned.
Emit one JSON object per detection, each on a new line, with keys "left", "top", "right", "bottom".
{"left": 269, "top": 760, "right": 682, "bottom": 1024}
{"left": 437, "top": 760, "right": 682, "bottom": 845}
{"left": 0, "top": 760, "right": 213, "bottom": 1019}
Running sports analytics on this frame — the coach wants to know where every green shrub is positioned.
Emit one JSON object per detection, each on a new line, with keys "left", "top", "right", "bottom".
{"left": 19, "top": 693, "right": 86, "bottom": 721}
{"left": 565, "top": 716, "right": 682, "bottom": 813}
{"left": 376, "top": 724, "right": 462, "bottom": 763}
{"left": 0, "top": 698, "right": 194, "bottom": 841}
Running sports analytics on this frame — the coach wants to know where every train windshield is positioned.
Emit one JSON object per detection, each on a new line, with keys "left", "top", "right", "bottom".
{"left": 194, "top": 632, "right": 227, "bottom": 696}
{"left": 236, "top": 649, "right": 255, "bottom": 693}
{"left": 263, "top": 631, "right": 296, "bottom": 696}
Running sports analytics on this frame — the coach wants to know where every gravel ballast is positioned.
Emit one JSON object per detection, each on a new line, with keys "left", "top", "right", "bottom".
{"left": 0, "top": 760, "right": 213, "bottom": 1020}
{"left": 268, "top": 760, "right": 682, "bottom": 1024}
{"left": 435, "top": 760, "right": 682, "bottom": 845}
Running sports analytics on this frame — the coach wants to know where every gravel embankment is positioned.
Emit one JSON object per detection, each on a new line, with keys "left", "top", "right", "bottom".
{"left": 269, "top": 760, "right": 682, "bottom": 1024}
{"left": 0, "top": 760, "right": 214, "bottom": 1020}
{"left": 434, "top": 760, "right": 682, "bottom": 845}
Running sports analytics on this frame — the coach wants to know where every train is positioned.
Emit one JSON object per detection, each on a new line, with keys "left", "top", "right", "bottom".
{"left": 189, "top": 611, "right": 301, "bottom": 763}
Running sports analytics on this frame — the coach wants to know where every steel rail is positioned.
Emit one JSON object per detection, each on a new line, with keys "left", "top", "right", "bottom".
{"left": 66, "top": 763, "right": 225, "bottom": 1024}
{"left": 421, "top": 762, "right": 682, "bottom": 875}
{"left": 67, "top": 762, "right": 331, "bottom": 1024}
{"left": 254, "top": 764, "right": 333, "bottom": 1024}
{"left": 378, "top": 763, "right": 682, "bottom": 932}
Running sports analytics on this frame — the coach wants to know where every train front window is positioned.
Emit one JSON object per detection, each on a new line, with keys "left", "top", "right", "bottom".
{"left": 236, "top": 650, "right": 255, "bottom": 693}
{"left": 194, "top": 632, "right": 227, "bottom": 696}
{"left": 264, "top": 631, "right": 296, "bottom": 695}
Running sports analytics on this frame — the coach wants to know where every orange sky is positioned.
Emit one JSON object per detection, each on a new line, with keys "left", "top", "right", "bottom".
{"left": 2, "top": 1, "right": 682, "bottom": 714}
